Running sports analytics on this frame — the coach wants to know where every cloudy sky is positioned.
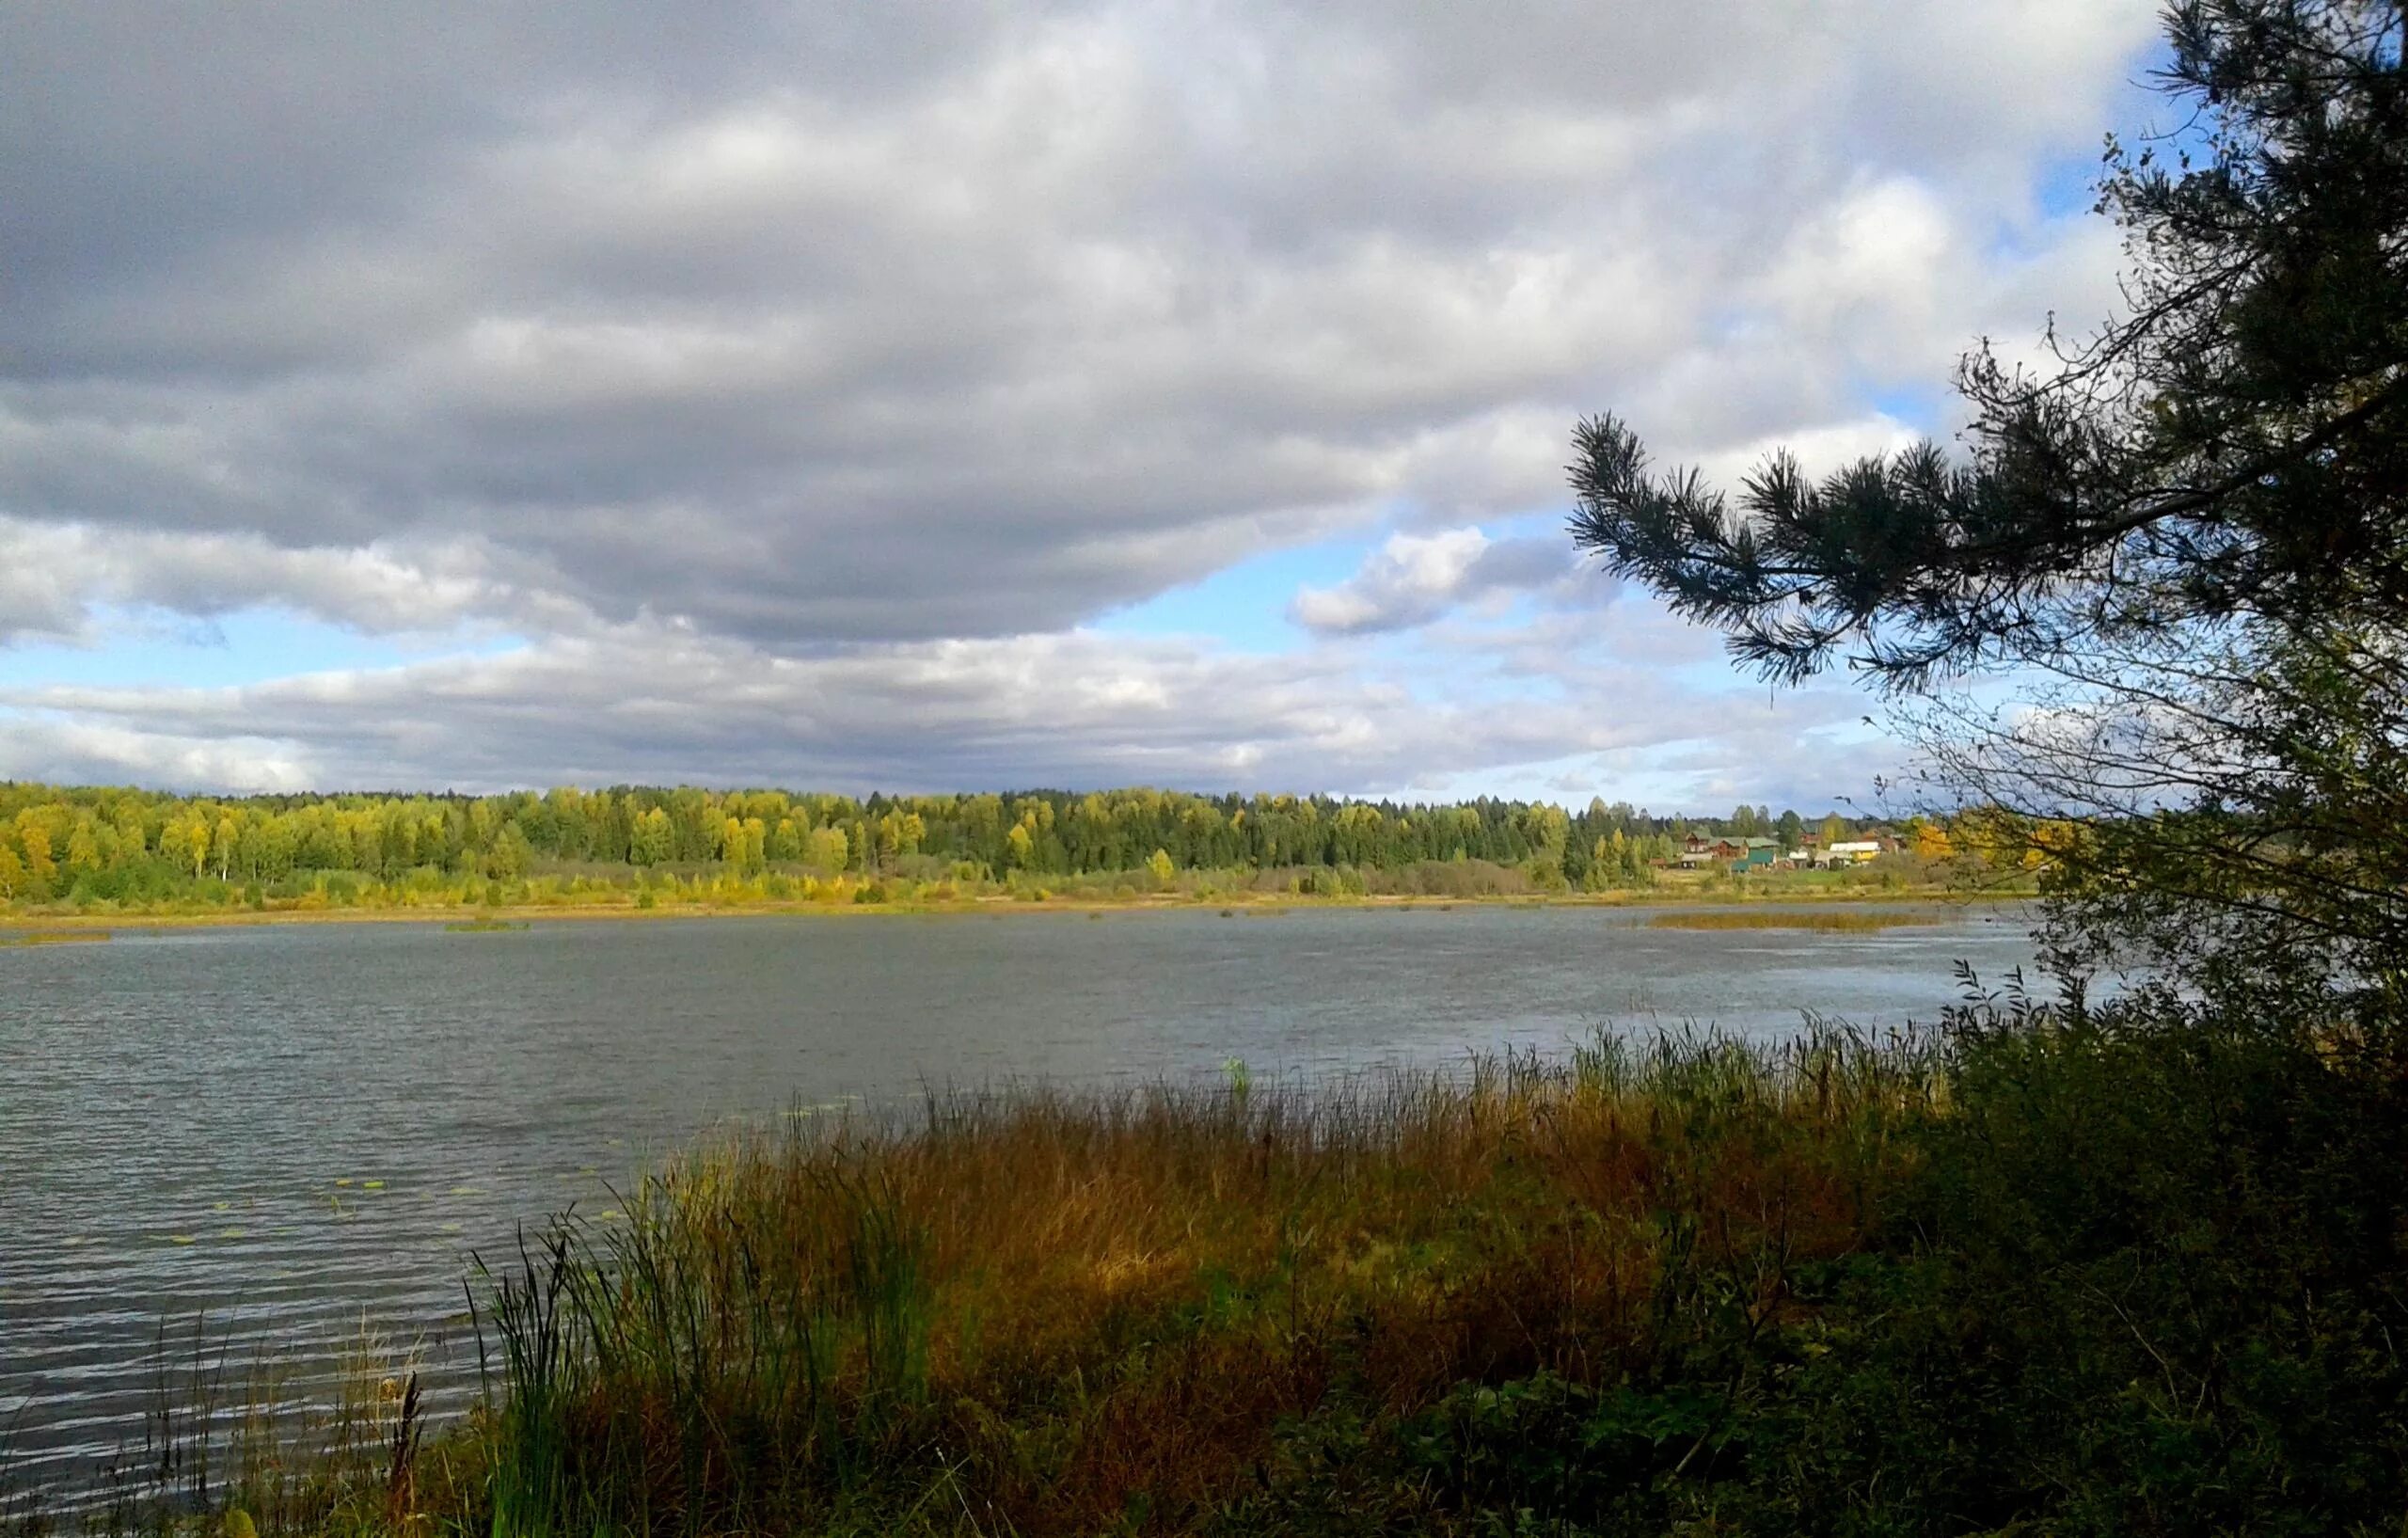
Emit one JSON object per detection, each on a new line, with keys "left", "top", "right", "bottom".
{"left": 0, "top": 1, "right": 2163, "bottom": 808}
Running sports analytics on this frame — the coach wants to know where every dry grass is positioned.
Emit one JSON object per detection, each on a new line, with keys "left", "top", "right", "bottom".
{"left": 459, "top": 1030, "right": 1945, "bottom": 1535}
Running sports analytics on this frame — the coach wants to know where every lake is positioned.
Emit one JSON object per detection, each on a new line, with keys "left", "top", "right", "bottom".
{"left": 0, "top": 904, "right": 2042, "bottom": 1497}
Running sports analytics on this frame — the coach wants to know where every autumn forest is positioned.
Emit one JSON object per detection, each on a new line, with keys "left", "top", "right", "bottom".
{"left": 0, "top": 781, "right": 1933, "bottom": 913}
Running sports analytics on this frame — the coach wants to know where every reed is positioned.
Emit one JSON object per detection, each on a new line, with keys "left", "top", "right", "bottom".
{"left": 0, "top": 930, "right": 112, "bottom": 946}
{"left": 6, "top": 1314, "right": 460, "bottom": 1538}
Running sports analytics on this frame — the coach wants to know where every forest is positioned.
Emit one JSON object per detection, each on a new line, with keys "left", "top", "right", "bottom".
{"left": 0, "top": 781, "right": 1952, "bottom": 912}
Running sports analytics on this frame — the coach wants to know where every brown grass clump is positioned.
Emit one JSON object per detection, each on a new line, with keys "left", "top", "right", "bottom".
{"left": 1648, "top": 909, "right": 1948, "bottom": 933}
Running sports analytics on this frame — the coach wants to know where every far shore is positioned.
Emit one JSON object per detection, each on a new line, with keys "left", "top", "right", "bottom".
{"left": 0, "top": 883, "right": 2034, "bottom": 934}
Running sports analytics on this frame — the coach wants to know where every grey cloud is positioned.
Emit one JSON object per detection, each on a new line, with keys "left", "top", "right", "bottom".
{"left": 0, "top": 3, "right": 1035, "bottom": 332}
{"left": 2, "top": 1, "right": 2155, "bottom": 651}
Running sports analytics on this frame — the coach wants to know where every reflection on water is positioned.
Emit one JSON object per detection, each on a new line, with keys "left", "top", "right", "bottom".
{"left": 0, "top": 904, "right": 2040, "bottom": 1490}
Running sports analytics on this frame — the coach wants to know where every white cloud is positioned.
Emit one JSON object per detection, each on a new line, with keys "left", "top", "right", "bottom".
{"left": 0, "top": 716, "right": 319, "bottom": 795}
{"left": 0, "top": 516, "right": 563, "bottom": 644}
{"left": 1690, "top": 414, "right": 1929, "bottom": 489}
{"left": 1292, "top": 528, "right": 1579, "bottom": 635}
{"left": 1, "top": 614, "right": 1876, "bottom": 806}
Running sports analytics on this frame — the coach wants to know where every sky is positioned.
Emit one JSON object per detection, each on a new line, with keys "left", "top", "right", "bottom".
{"left": 0, "top": 1, "right": 2168, "bottom": 810}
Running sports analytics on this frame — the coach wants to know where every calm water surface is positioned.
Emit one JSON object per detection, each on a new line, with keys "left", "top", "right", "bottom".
{"left": 0, "top": 905, "right": 2041, "bottom": 1491}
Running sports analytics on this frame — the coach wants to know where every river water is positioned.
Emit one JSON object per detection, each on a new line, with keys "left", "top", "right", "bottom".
{"left": 0, "top": 904, "right": 2042, "bottom": 1498}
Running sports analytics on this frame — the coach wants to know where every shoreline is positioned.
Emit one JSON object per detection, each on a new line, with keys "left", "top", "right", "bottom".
{"left": 0, "top": 884, "right": 2034, "bottom": 933}
{"left": 8, "top": 1009, "right": 2371, "bottom": 1534}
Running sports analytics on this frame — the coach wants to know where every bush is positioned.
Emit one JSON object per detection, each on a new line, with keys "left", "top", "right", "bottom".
{"left": 1361, "top": 859, "right": 1529, "bottom": 898}
{"left": 1327, "top": 994, "right": 2408, "bottom": 1536}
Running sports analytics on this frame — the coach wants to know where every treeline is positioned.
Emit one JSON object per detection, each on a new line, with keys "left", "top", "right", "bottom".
{"left": 0, "top": 782, "right": 1906, "bottom": 909}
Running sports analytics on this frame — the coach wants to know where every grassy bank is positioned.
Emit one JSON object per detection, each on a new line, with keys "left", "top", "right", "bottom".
{"left": 29, "top": 995, "right": 2406, "bottom": 1536}
{"left": 1, "top": 875, "right": 2020, "bottom": 933}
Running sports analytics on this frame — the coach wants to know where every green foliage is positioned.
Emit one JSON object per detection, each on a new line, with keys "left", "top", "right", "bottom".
{"left": 1234, "top": 998, "right": 2408, "bottom": 1537}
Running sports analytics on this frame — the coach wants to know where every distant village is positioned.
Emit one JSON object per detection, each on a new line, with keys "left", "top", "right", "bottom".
{"left": 1673, "top": 828, "right": 1900, "bottom": 873}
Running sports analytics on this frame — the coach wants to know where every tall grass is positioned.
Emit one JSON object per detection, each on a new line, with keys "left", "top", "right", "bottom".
{"left": 454, "top": 1025, "right": 1948, "bottom": 1535}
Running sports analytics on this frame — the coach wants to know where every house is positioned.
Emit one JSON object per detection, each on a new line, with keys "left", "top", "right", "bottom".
{"left": 1678, "top": 833, "right": 1784, "bottom": 871}
{"left": 1678, "top": 832, "right": 1745, "bottom": 868}
{"left": 1822, "top": 840, "right": 1885, "bottom": 866}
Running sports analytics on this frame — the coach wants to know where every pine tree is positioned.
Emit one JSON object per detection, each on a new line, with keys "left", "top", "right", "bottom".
{"left": 1571, "top": 0, "right": 2408, "bottom": 994}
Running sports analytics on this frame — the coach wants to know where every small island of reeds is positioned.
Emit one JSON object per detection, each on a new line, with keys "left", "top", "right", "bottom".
{"left": 1647, "top": 909, "right": 1949, "bottom": 932}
